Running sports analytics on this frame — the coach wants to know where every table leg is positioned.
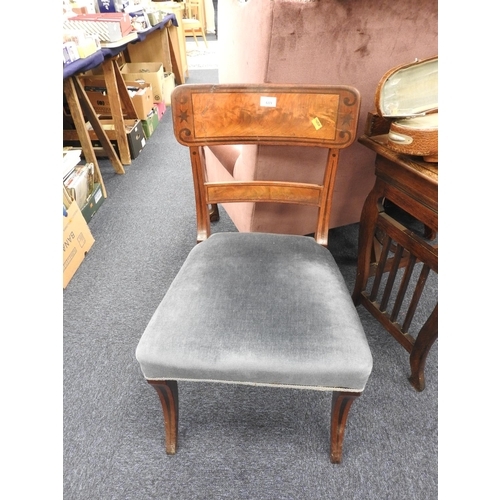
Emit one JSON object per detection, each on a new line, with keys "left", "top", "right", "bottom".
{"left": 71, "top": 76, "right": 125, "bottom": 176}
{"left": 64, "top": 78, "right": 106, "bottom": 198}
{"left": 167, "top": 10, "right": 189, "bottom": 82}
{"left": 111, "top": 58, "right": 138, "bottom": 118}
{"left": 408, "top": 304, "right": 438, "bottom": 391}
{"left": 167, "top": 25, "right": 184, "bottom": 84}
{"left": 102, "top": 58, "right": 131, "bottom": 165}
{"left": 352, "top": 181, "right": 384, "bottom": 305}
{"left": 64, "top": 78, "right": 100, "bottom": 173}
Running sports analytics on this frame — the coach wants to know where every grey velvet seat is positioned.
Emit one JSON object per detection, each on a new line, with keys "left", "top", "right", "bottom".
{"left": 135, "top": 83, "right": 373, "bottom": 463}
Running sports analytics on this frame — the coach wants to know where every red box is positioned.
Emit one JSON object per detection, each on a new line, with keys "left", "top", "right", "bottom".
{"left": 64, "top": 13, "right": 132, "bottom": 42}
{"left": 155, "top": 101, "right": 166, "bottom": 121}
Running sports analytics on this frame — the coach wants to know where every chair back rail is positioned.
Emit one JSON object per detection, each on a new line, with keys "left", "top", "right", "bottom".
{"left": 171, "top": 84, "right": 361, "bottom": 245}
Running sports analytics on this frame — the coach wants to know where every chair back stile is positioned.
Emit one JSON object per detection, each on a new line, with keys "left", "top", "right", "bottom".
{"left": 189, "top": 144, "right": 211, "bottom": 243}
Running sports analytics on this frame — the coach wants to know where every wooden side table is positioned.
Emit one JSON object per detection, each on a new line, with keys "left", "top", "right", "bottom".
{"left": 352, "top": 115, "right": 438, "bottom": 391}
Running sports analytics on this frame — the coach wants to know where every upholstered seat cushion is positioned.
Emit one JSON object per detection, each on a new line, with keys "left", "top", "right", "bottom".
{"left": 136, "top": 233, "right": 373, "bottom": 391}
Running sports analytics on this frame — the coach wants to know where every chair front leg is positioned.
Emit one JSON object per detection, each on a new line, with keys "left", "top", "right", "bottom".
{"left": 148, "top": 380, "right": 179, "bottom": 454}
{"left": 330, "top": 391, "right": 360, "bottom": 463}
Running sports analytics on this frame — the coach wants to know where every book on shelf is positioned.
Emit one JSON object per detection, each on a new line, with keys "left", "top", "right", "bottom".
{"left": 64, "top": 163, "right": 95, "bottom": 210}
{"left": 63, "top": 147, "right": 83, "bottom": 179}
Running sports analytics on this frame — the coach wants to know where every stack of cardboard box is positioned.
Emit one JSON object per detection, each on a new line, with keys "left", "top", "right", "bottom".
{"left": 120, "top": 62, "right": 175, "bottom": 139}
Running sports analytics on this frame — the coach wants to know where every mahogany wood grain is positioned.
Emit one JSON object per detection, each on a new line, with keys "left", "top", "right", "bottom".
{"left": 330, "top": 392, "right": 360, "bottom": 464}
{"left": 148, "top": 380, "right": 179, "bottom": 455}
{"left": 173, "top": 84, "right": 359, "bottom": 148}
{"left": 172, "top": 84, "right": 360, "bottom": 247}
{"left": 353, "top": 125, "right": 438, "bottom": 391}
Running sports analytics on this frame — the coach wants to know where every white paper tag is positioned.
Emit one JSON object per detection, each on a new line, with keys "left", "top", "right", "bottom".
{"left": 312, "top": 117, "right": 323, "bottom": 130}
{"left": 94, "top": 187, "right": 102, "bottom": 203}
{"left": 260, "top": 96, "right": 277, "bottom": 107}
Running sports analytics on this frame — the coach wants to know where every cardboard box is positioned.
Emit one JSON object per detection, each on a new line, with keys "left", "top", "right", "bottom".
{"left": 121, "top": 62, "right": 164, "bottom": 102}
{"left": 141, "top": 106, "right": 159, "bottom": 139}
{"left": 64, "top": 12, "right": 133, "bottom": 42}
{"left": 127, "top": 82, "right": 154, "bottom": 121}
{"left": 89, "top": 119, "right": 147, "bottom": 159}
{"left": 162, "top": 72, "right": 176, "bottom": 106}
{"left": 81, "top": 182, "right": 105, "bottom": 224}
{"left": 123, "top": 120, "right": 147, "bottom": 158}
{"left": 64, "top": 163, "right": 94, "bottom": 209}
{"left": 155, "top": 100, "right": 166, "bottom": 121}
{"left": 77, "top": 37, "right": 99, "bottom": 59}
{"left": 63, "top": 201, "right": 95, "bottom": 288}
{"left": 80, "top": 77, "right": 154, "bottom": 120}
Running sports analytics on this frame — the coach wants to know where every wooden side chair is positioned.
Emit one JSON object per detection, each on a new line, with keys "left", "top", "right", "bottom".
{"left": 182, "top": 0, "right": 208, "bottom": 48}
{"left": 135, "top": 84, "right": 373, "bottom": 463}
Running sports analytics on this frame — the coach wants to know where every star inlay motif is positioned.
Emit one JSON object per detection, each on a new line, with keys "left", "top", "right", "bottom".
{"left": 342, "top": 113, "right": 353, "bottom": 127}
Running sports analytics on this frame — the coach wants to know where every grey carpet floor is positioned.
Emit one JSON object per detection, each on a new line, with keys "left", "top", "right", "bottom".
{"left": 63, "top": 69, "right": 438, "bottom": 499}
